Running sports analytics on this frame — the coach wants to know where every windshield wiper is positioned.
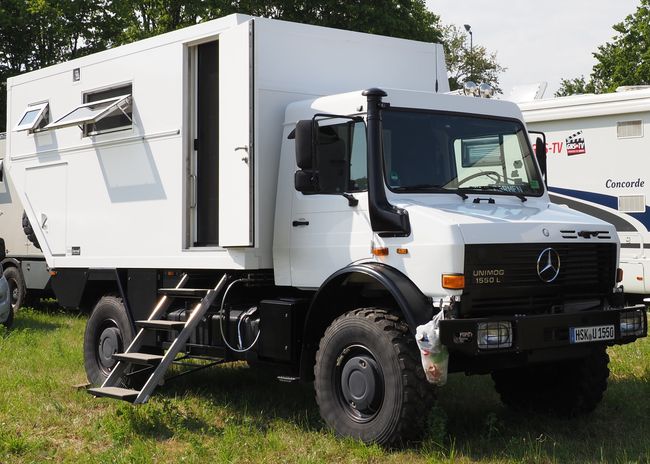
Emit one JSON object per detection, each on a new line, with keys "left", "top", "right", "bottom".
{"left": 457, "top": 185, "right": 527, "bottom": 202}
{"left": 392, "top": 184, "right": 468, "bottom": 200}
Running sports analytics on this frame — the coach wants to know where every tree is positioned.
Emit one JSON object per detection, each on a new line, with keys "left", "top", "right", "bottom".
{"left": 555, "top": 76, "right": 595, "bottom": 97}
{"left": 112, "top": 0, "right": 443, "bottom": 44}
{"left": 556, "top": 0, "right": 650, "bottom": 96}
{"left": 442, "top": 24, "right": 506, "bottom": 93}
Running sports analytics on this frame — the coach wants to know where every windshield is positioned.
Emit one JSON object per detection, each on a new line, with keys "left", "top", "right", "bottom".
{"left": 381, "top": 109, "right": 544, "bottom": 197}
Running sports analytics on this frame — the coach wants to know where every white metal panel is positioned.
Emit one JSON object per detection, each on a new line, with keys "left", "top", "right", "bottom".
{"left": 290, "top": 192, "right": 372, "bottom": 288}
{"left": 25, "top": 163, "right": 67, "bottom": 255}
{"left": 218, "top": 21, "right": 253, "bottom": 247}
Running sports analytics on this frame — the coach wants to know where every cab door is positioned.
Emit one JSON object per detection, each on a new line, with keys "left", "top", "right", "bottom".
{"left": 289, "top": 120, "right": 372, "bottom": 288}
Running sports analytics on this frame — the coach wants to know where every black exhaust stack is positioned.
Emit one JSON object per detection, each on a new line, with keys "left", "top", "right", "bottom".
{"left": 363, "top": 88, "right": 410, "bottom": 237}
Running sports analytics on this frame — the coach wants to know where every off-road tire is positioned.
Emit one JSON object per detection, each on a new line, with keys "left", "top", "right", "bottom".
{"left": 3, "top": 266, "right": 25, "bottom": 311}
{"left": 22, "top": 211, "right": 40, "bottom": 250}
{"left": 314, "top": 308, "right": 435, "bottom": 446}
{"left": 84, "top": 295, "right": 146, "bottom": 388}
{"left": 492, "top": 346, "right": 610, "bottom": 415}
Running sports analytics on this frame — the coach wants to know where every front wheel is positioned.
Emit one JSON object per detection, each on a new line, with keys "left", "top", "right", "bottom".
{"left": 492, "top": 346, "right": 610, "bottom": 415}
{"left": 314, "top": 308, "right": 434, "bottom": 445}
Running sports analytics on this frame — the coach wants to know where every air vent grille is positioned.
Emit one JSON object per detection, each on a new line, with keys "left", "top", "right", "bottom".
{"left": 560, "top": 230, "right": 611, "bottom": 239}
{"left": 617, "top": 120, "right": 643, "bottom": 138}
{"left": 618, "top": 195, "right": 646, "bottom": 213}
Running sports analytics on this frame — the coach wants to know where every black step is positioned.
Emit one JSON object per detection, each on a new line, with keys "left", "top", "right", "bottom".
{"left": 158, "top": 288, "right": 210, "bottom": 298}
{"left": 136, "top": 320, "right": 186, "bottom": 331}
{"left": 112, "top": 352, "right": 164, "bottom": 365}
{"left": 88, "top": 386, "right": 139, "bottom": 402}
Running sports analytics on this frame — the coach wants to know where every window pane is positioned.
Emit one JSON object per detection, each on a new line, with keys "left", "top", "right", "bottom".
{"left": 349, "top": 122, "right": 367, "bottom": 191}
{"left": 54, "top": 100, "right": 119, "bottom": 126}
{"left": 18, "top": 109, "right": 41, "bottom": 127}
{"left": 314, "top": 120, "right": 367, "bottom": 194}
{"left": 381, "top": 110, "right": 543, "bottom": 196}
{"left": 84, "top": 84, "right": 133, "bottom": 134}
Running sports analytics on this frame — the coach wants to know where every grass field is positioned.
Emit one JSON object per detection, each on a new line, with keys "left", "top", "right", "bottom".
{"left": 0, "top": 307, "right": 649, "bottom": 463}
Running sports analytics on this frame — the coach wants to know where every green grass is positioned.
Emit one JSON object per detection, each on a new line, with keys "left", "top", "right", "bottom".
{"left": 1, "top": 307, "right": 649, "bottom": 463}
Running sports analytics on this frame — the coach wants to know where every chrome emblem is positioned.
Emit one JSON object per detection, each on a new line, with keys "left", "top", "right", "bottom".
{"left": 536, "top": 248, "right": 561, "bottom": 282}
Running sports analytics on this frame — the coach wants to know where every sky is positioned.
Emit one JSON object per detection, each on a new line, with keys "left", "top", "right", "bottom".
{"left": 425, "top": 0, "right": 641, "bottom": 99}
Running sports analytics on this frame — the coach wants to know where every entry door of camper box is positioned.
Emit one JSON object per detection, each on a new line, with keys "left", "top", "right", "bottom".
{"left": 218, "top": 21, "right": 253, "bottom": 247}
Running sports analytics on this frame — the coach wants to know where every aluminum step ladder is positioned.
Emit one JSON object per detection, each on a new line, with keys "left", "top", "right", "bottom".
{"left": 88, "top": 273, "right": 228, "bottom": 404}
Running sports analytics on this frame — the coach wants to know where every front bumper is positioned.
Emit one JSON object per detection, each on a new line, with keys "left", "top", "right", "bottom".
{"left": 439, "top": 306, "right": 647, "bottom": 356}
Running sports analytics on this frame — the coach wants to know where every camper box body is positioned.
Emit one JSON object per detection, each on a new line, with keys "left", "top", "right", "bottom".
{"left": 521, "top": 89, "right": 650, "bottom": 295}
{"left": 6, "top": 14, "right": 447, "bottom": 276}
{"left": 0, "top": 133, "right": 51, "bottom": 308}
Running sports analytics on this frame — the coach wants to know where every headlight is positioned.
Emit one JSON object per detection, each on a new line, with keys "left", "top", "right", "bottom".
{"left": 620, "top": 310, "right": 645, "bottom": 337}
{"left": 477, "top": 321, "right": 512, "bottom": 349}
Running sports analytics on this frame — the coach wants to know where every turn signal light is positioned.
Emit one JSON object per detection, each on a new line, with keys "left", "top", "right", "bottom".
{"left": 616, "top": 268, "right": 624, "bottom": 283}
{"left": 442, "top": 274, "right": 465, "bottom": 289}
{"left": 371, "top": 247, "right": 389, "bottom": 257}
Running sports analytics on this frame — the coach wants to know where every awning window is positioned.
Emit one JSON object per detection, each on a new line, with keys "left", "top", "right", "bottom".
{"left": 45, "top": 95, "right": 132, "bottom": 131}
{"left": 14, "top": 102, "right": 49, "bottom": 132}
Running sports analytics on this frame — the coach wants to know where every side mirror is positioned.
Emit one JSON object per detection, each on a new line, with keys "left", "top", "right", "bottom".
{"left": 295, "top": 120, "right": 315, "bottom": 169}
{"left": 535, "top": 136, "right": 547, "bottom": 184}
{"left": 0, "top": 238, "right": 6, "bottom": 261}
{"left": 294, "top": 169, "right": 318, "bottom": 193}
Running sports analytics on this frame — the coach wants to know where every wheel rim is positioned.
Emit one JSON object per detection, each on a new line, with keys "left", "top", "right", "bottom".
{"left": 96, "top": 320, "right": 123, "bottom": 375}
{"left": 335, "top": 344, "right": 384, "bottom": 423}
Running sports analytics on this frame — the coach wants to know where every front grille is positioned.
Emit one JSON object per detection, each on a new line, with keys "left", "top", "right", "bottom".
{"left": 462, "top": 243, "right": 616, "bottom": 316}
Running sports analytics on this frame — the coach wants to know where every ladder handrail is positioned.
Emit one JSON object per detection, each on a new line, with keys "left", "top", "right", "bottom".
{"left": 134, "top": 274, "right": 228, "bottom": 403}
{"left": 101, "top": 273, "right": 190, "bottom": 389}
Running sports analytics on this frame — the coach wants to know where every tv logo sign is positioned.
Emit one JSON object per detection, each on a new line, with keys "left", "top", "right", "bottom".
{"left": 566, "top": 131, "right": 586, "bottom": 156}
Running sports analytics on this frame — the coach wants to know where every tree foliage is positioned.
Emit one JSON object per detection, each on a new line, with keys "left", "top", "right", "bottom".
{"left": 556, "top": 0, "right": 650, "bottom": 96}
{"left": 442, "top": 24, "right": 505, "bottom": 93}
{"left": 111, "top": 0, "right": 442, "bottom": 44}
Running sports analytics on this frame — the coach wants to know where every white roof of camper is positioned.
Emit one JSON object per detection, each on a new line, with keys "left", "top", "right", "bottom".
{"left": 285, "top": 89, "right": 525, "bottom": 125}
{"left": 8, "top": 14, "right": 252, "bottom": 87}
{"left": 520, "top": 88, "right": 650, "bottom": 122}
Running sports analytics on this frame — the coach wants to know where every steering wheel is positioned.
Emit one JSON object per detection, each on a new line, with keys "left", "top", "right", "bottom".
{"left": 457, "top": 170, "right": 502, "bottom": 186}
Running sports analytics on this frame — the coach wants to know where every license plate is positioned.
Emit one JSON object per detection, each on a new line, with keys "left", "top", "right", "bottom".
{"left": 570, "top": 325, "right": 615, "bottom": 344}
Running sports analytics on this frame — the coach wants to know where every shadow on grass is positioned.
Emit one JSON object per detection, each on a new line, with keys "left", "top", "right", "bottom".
{"left": 159, "top": 363, "right": 322, "bottom": 432}
{"left": 7, "top": 313, "right": 62, "bottom": 333}
{"left": 435, "top": 373, "right": 650, "bottom": 463}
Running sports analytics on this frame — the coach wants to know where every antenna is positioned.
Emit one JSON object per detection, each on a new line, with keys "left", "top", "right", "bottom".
{"left": 434, "top": 45, "right": 439, "bottom": 93}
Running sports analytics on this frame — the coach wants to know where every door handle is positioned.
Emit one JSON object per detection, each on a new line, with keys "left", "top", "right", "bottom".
{"left": 292, "top": 220, "right": 309, "bottom": 227}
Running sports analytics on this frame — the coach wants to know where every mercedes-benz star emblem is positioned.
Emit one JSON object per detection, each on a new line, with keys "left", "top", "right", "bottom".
{"left": 536, "top": 248, "right": 561, "bottom": 283}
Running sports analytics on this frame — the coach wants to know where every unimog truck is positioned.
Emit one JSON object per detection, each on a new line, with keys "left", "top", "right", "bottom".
{"left": 5, "top": 15, "right": 646, "bottom": 444}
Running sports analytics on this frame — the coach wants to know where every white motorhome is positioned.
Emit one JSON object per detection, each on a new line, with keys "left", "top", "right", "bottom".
{"left": 5, "top": 15, "right": 646, "bottom": 445}
{"left": 521, "top": 88, "right": 650, "bottom": 296}
{"left": 0, "top": 132, "right": 52, "bottom": 309}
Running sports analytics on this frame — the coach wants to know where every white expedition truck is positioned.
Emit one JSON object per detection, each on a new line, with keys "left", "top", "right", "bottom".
{"left": 520, "top": 88, "right": 650, "bottom": 297}
{"left": 0, "top": 132, "right": 52, "bottom": 310}
{"left": 5, "top": 15, "right": 646, "bottom": 444}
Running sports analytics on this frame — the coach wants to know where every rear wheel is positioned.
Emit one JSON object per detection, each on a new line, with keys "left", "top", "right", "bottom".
{"left": 84, "top": 295, "right": 145, "bottom": 387}
{"left": 492, "top": 346, "right": 610, "bottom": 415}
{"left": 314, "top": 308, "right": 434, "bottom": 445}
{"left": 3, "top": 266, "right": 26, "bottom": 311}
